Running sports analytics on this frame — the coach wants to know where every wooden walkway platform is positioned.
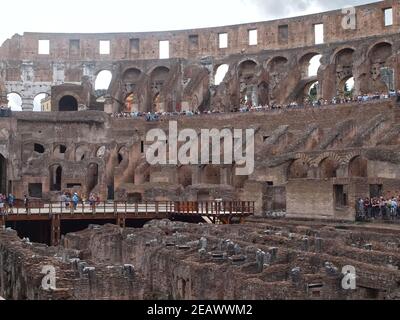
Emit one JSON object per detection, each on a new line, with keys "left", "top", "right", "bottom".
{"left": 0, "top": 201, "right": 255, "bottom": 246}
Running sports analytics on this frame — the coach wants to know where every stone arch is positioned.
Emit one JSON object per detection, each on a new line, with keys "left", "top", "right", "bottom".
{"left": 299, "top": 52, "right": 322, "bottom": 78}
{"left": 334, "top": 48, "right": 356, "bottom": 97}
{"left": 95, "top": 70, "right": 113, "bottom": 91}
{"left": 267, "top": 56, "right": 288, "bottom": 73}
{"left": 318, "top": 157, "right": 340, "bottom": 179}
{"left": 288, "top": 159, "right": 309, "bottom": 179}
{"left": 53, "top": 144, "right": 67, "bottom": 160}
{"left": 312, "top": 152, "right": 342, "bottom": 167}
{"left": 7, "top": 92, "right": 22, "bottom": 111}
{"left": 118, "top": 146, "right": 129, "bottom": 165}
{"left": 75, "top": 145, "right": 91, "bottom": 161}
{"left": 367, "top": 41, "right": 393, "bottom": 63}
{"left": 96, "top": 146, "right": 106, "bottom": 159}
{"left": 122, "top": 67, "right": 142, "bottom": 84}
{"left": 304, "top": 80, "right": 320, "bottom": 102}
{"left": 59, "top": 95, "right": 78, "bottom": 112}
{"left": 348, "top": 156, "right": 368, "bottom": 178}
{"left": 33, "top": 92, "right": 49, "bottom": 112}
{"left": 49, "top": 164, "right": 62, "bottom": 191}
{"left": 330, "top": 46, "right": 356, "bottom": 64}
{"left": 214, "top": 64, "right": 230, "bottom": 85}
{"left": 238, "top": 60, "right": 258, "bottom": 106}
{"left": 150, "top": 66, "right": 170, "bottom": 112}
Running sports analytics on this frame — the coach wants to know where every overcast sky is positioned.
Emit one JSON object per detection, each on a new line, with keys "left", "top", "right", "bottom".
{"left": 0, "top": 0, "right": 379, "bottom": 46}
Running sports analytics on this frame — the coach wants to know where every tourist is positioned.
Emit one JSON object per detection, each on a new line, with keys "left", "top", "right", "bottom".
{"left": 0, "top": 194, "right": 4, "bottom": 216}
{"left": 24, "top": 195, "right": 29, "bottom": 214}
{"left": 357, "top": 198, "right": 365, "bottom": 219}
{"left": 64, "top": 193, "right": 71, "bottom": 211}
{"left": 390, "top": 198, "right": 398, "bottom": 220}
{"left": 89, "top": 193, "right": 96, "bottom": 213}
{"left": 72, "top": 193, "right": 80, "bottom": 211}
{"left": 7, "top": 193, "right": 15, "bottom": 214}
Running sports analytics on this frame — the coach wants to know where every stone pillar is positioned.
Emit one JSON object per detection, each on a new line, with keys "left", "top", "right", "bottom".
{"left": 21, "top": 96, "right": 34, "bottom": 111}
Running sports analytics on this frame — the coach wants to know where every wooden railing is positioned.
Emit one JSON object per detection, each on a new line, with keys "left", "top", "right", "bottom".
{"left": 1, "top": 201, "right": 255, "bottom": 217}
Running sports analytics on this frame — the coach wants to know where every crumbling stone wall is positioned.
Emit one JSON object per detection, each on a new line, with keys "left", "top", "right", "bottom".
{"left": 2, "top": 219, "right": 399, "bottom": 300}
{"left": 0, "top": 1, "right": 399, "bottom": 112}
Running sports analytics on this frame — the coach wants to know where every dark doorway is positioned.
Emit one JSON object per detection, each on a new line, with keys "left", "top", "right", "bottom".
{"left": 127, "top": 193, "right": 143, "bottom": 203}
{"left": 50, "top": 165, "right": 62, "bottom": 191}
{"left": 59, "top": 95, "right": 78, "bottom": 112}
{"left": 28, "top": 183, "right": 43, "bottom": 198}
{"left": 107, "top": 184, "right": 115, "bottom": 200}
{"left": 0, "top": 154, "right": 6, "bottom": 194}
{"left": 370, "top": 185, "right": 383, "bottom": 198}
{"left": 334, "top": 185, "right": 348, "bottom": 208}
{"left": 87, "top": 163, "right": 99, "bottom": 194}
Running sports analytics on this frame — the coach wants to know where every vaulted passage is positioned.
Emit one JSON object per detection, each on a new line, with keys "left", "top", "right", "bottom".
{"left": 59, "top": 95, "right": 78, "bottom": 111}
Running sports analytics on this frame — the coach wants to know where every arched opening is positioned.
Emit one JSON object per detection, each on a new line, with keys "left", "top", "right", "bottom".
{"left": 96, "top": 146, "right": 106, "bottom": 158}
{"left": 123, "top": 68, "right": 141, "bottom": 86}
{"left": 75, "top": 145, "right": 90, "bottom": 162}
{"left": 288, "top": 159, "right": 309, "bottom": 179}
{"left": 306, "top": 81, "right": 319, "bottom": 103}
{"left": 150, "top": 66, "right": 170, "bottom": 112}
{"left": 34, "top": 143, "right": 45, "bottom": 154}
{"left": 33, "top": 93, "right": 49, "bottom": 112}
{"left": 342, "top": 77, "right": 355, "bottom": 98}
{"left": 214, "top": 64, "right": 229, "bottom": 86}
{"left": 348, "top": 156, "right": 368, "bottom": 178}
{"left": 95, "top": 70, "right": 112, "bottom": 91}
{"left": 7, "top": 93, "right": 22, "bottom": 111}
{"left": 59, "top": 95, "right": 78, "bottom": 112}
{"left": 319, "top": 158, "right": 339, "bottom": 179}
{"left": 335, "top": 48, "right": 355, "bottom": 97}
{"left": 87, "top": 163, "right": 99, "bottom": 194}
{"left": 368, "top": 42, "right": 394, "bottom": 92}
{"left": 54, "top": 145, "right": 67, "bottom": 160}
{"left": 299, "top": 53, "right": 322, "bottom": 78}
{"left": 238, "top": 60, "right": 258, "bottom": 107}
{"left": 0, "top": 154, "right": 6, "bottom": 194}
{"left": 118, "top": 146, "right": 128, "bottom": 166}
{"left": 50, "top": 165, "right": 62, "bottom": 191}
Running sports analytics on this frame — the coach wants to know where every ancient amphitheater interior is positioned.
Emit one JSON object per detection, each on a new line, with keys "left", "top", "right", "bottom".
{"left": 1, "top": 0, "right": 400, "bottom": 303}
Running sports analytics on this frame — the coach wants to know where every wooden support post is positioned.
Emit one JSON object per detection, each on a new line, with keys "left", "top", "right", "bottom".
{"left": 116, "top": 213, "right": 126, "bottom": 229}
{"left": 51, "top": 214, "right": 61, "bottom": 247}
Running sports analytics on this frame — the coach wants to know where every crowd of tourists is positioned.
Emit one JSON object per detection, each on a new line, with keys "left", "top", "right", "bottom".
{"left": 0, "top": 193, "right": 16, "bottom": 215}
{"left": 111, "top": 90, "right": 400, "bottom": 121}
{"left": 60, "top": 192, "right": 100, "bottom": 211}
{"left": 356, "top": 195, "right": 400, "bottom": 221}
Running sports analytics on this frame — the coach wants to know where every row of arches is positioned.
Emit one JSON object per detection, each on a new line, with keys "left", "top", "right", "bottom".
{"left": 288, "top": 156, "right": 368, "bottom": 180}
